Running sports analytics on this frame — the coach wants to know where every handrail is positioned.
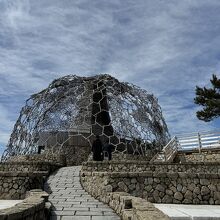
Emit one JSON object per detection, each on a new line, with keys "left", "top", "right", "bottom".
{"left": 174, "top": 129, "right": 220, "bottom": 137}
{"left": 151, "top": 130, "right": 220, "bottom": 162}
{"left": 163, "top": 136, "right": 177, "bottom": 150}
{"left": 163, "top": 136, "right": 178, "bottom": 161}
{"left": 151, "top": 136, "right": 178, "bottom": 162}
{"left": 176, "top": 131, "right": 220, "bottom": 152}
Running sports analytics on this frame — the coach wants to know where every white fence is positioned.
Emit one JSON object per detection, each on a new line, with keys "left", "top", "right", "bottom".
{"left": 151, "top": 130, "right": 220, "bottom": 162}
{"left": 176, "top": 130, "right": 220, "bottom": 152}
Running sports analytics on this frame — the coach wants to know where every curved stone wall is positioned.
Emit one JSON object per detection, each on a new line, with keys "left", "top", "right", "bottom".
{"left": 0, "top": 171, "right": 46, "bottom": 199}
{"left": 0, "top": 160, "right": 62, "bottom": 199}
{"left": 0, "top": 189, "right": 50, "bottom": 220}
{"left": 80, "top": 172, "right": 170, "bottom": 220}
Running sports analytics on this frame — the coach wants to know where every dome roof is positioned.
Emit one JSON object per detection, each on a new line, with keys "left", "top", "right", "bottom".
{"left": 2, "top": 74, "right": 170, "bottom": 160}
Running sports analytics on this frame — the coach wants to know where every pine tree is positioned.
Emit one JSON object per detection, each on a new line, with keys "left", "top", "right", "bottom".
{"left": 194, "top": 74, "right": 220, "bottom": 121}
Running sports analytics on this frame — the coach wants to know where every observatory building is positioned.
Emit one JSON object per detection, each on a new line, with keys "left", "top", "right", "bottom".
{"left": 2, "top": 74, "right": 170, "bottom": 165}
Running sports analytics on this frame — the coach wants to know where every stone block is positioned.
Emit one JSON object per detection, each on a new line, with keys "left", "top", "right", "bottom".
{"left": 174, "top": 192, "right": 183, "bottom": 201}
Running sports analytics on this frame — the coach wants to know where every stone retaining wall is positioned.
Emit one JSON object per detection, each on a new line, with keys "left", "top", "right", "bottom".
{"left": 80, "top": 172, "right": 170, "bottom": 220}
{"left": 0, "top": 171, "right": 47, "bottom": 199}
{"left": 81, "top": 171, "right": 220, "bottom": 205}
{"left": 0, "top": 161, "right": 61, "bottom": 172}
{"left": 110, "top": 153, "right": 153, "bottom": 161}
{"left": 105, "top": 192, "right": 170, "bottom": 220}
{"left": 82, "top": 160, "right": 220, "bottom": 174}
{"left": 175, "top": 150, "right": 220, "bottom": 163}
{"left": 0, "top": 189, "right": 50, "bottom": 220}
{"left": 8, "top": 152, "right": 66, "bottom": 165}
{"left": 0, "top": 161, "right": 62, "bottom": 200}
{"left": 7, "top": 146, "right": 92, "bottom": 166}
{"left": 0, "top": 156, "right": 64, "bottom": 199}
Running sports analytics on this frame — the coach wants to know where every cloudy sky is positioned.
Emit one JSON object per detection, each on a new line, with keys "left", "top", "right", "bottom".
{"left": 0, "top": 0, "right": 220, "bottom": 148}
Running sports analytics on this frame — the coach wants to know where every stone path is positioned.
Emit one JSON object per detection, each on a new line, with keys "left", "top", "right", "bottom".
{"left": 45, "top": 166, "right": 120, "bottom": 220}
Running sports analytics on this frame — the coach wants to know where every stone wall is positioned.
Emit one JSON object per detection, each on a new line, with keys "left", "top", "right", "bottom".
{"left": 82, "top": 160, "right": 220, "bottom": 174}
{"left": 175, "top": 150, "right": 220, "bottom": 163}
{"left": 38, "top": 132, "right": 92, "bottom": 166}
{"left": 0, "top": 161, "right": 61, "bottom": 172}
{"left": 110, "top": 153, "right": 153, "bottom": 161}
{"left": 0, "top": 189, "right": 50, "bottom": 220}
{"left": 62, "top": 145, "right": 151, "bottom": 166}
{"left": 80, "top": 172, "right": 170, "bottom": 220}
{"left": 109, "top": 192, "right": 170, "bottom": 220}
{"left": 82, "top": 171, "right": 220, "bottom": 205}
{"left": 81, "top": 162, "right": 220, "bottom": 205}
{"left": 63, "top": 145, "right": 91, "bottom": 166}
{"left": 8, "top": 152, "right": 66, "bottom": 165}
{"left": 8, "top": 146, "right": 91, "bottom": 166}
{"left": 0, "top": 171, "right": 47, "bottom": 199}
{"left": 0, "top": 160, "right": 62, "bottom": 199}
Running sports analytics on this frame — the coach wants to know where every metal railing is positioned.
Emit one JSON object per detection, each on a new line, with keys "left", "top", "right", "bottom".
{"left": 151, "top": 130, "right": 220, "bottom": 162}
{"left": 163, "top": 136, "right": 179, "bottom": 161}
{"left": 176, "top": 130, "right": 220, "bottom": 152}
{"left": 150, "top": 136, "right": 179, "bottom": 162}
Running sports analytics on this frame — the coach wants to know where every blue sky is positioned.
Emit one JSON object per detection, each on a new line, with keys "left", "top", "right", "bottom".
{"left": 0, "top": 0, "right": 220, "bottom": 148}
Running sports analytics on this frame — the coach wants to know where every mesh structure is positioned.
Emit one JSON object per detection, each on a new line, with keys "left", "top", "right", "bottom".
{"left": 1, "top": 74, "right": 170, "bottom": 161}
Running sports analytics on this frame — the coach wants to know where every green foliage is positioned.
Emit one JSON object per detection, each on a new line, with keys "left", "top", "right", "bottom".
{"left": 194, "top": 74, "right": 220, "bottom": 121}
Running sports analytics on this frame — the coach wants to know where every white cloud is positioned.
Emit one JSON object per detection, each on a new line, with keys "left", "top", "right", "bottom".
{"left": 4, "top": 0, "right": 31, "bottom": 30}
{"left": 0, "top": 104, "right": 14, "bottom": 148}
{"left": 0, "top": 0, "right": 220, "bottom": 146}
{"left": 0, "top": 104, "right": 14, "bottom": 129}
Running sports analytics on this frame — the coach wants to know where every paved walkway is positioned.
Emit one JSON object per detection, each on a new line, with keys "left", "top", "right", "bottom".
{"left": 45, "top": 166, "right": 120, "bottom": 220}
{"left": 154, "top": 204, "right": 220, "bottom": 220}
{"left": 0, "top": 200, "right": 22, "bottom": 210}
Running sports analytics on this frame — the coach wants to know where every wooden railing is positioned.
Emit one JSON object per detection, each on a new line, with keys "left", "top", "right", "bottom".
{"left": 176, "top": 130, "right": 220, "bottom": 152}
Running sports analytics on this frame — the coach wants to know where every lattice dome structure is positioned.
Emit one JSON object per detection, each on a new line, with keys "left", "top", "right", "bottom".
{"left": 1, "top": 74, "right": 170, "bottom": 161}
